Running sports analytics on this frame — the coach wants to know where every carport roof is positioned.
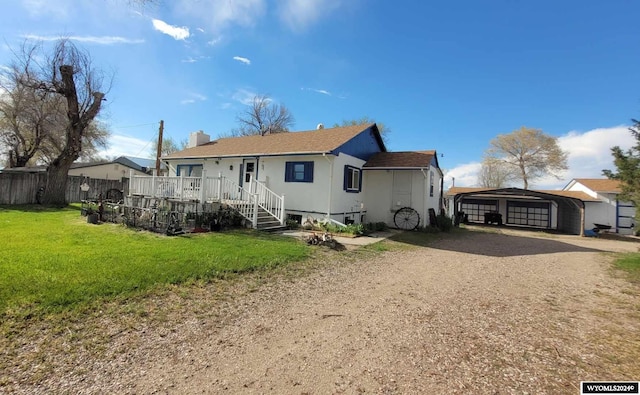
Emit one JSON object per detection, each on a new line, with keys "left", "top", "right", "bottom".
{"left": 446, "top": 187, "right": 600, "bottom": 202}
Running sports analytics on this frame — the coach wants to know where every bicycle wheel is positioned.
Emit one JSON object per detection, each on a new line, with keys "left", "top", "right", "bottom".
{"left": 394, "top": 207, "right": 420, "bottom": 230}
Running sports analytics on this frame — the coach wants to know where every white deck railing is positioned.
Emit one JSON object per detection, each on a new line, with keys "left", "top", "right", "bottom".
{"left": 128, "top": 171, "right": 284, "bottom": 228}
{"left": 253, "top": 180, "right": 285, "bottom": 226}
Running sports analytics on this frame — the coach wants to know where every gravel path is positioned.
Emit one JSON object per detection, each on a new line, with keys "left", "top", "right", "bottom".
{"left": 3, "top": 229, "right": 640, "bottom": 394}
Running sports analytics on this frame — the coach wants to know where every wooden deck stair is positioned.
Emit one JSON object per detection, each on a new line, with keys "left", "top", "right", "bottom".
{"left": 255, "top": 207, "right": 286, "bottom": 231}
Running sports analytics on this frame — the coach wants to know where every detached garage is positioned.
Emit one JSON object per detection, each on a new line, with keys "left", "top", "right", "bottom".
{"left": 446, "top": 187, "right": 599, "bottom": 235}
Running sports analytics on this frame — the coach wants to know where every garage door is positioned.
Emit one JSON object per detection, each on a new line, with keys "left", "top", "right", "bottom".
{"left": 507, "top": 201, "right": 550, "bottom": 228}
{"left": 617, "top": 202, "right": 636, "bottom": 235}
{"left": 461, "top": 199, "right": 498, "bottom": 223}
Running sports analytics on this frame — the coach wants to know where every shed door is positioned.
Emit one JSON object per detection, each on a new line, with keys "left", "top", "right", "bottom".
{"left": 617, "top": 202, "right": 636, "bottom": 235}
{"left": 507, "top": 200, "right": 550, "bottom": 228}
{"left": 392, "top": 171, "right": 412, "bottom": 209}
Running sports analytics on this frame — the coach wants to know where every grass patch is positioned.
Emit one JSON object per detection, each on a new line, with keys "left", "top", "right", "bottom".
{"left": 613, "top": 252, "right": 640, "bottom": 284}
{"left": 0, "top": 205, "right": 309, "bottom": 316}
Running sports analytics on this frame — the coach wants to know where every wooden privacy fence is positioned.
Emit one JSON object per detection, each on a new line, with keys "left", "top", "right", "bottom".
{"left": 0, "top": 172, "right": 128, "bottom": 205}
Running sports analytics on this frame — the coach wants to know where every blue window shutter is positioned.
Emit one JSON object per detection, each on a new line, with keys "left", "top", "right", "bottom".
{"left": 343, "top": 165, "right": 349, "bottom": 191}
{"left": 305, "top": 162, "right": 314, "bottom": 182}
{"left": 358, "top": 168, "right": 363, "bottom": 192}
{"left": 285, "top": 162, "right": 292, "bottom": 182}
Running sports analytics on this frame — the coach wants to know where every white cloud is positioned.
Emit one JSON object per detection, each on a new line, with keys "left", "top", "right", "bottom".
{"left": 302, "top": 87, "right": 331, "bottom": 96}
{"left": 182, "top": 57, "right": 197, "bottom": 63}
{"left": 21, "top": 0, "right": 72, "bottom": 19}
{"left": 21, "top": 34, "right": 144, "bottom": 45}
{"left": 232, "top": 89, "right": 258, "bottom": 105}
{"left": 181, "top": 92, "right": 207, "bottom": 105}
{"left": 533, "top": 125, "right": 636, "bottom": 189}
{"left": 175, "top": 0, "right": 266, "bottom": 33}
{"left": 99, "top": 134, "right": 153, "bottom": 159}
{"left": 443, "top": 162, "right": 482, "bottom": 190}
{"left": 152, "top": 19, "right": 190, "bottom": 41}
{"left": 278, "top": 0, "right": 344, "bottom": 31}
{"left": 233, "top": 56, "right": 251, "bottom": 65}
{"left": 207, "top": 36, "right": 223, "bottom": 46}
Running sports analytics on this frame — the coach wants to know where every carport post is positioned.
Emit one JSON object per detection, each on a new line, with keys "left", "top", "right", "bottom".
{"left": 580, "top": 204, "right": 585, "bottom": 237}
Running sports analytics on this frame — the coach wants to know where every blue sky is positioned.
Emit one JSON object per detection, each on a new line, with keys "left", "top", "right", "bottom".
{"left": 1, "top": 0, "right": 639, "bottom": 189}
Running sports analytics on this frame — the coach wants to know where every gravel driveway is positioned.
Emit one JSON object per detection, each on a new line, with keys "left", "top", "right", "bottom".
{"left": 4, "top": 229, "right": 640, "bottom": 394}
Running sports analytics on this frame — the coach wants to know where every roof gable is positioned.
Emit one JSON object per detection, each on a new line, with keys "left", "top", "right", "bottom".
{"left": 571, "top": 178, "right": 622, "bottom": 193}
{"left": 165, "top": 123, "right": 385, "bottom": 159}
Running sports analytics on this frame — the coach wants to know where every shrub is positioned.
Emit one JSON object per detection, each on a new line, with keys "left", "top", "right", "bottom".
{"left": 365, "top": 222, "right": 388, "bottom": 232}
{"left": 436, "top": 213, "right": 453, "bottom": 232}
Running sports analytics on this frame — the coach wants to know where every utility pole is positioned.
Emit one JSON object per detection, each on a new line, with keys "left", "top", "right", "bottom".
{"left": 155, "top": 120, "right": 164, "bottom": 175}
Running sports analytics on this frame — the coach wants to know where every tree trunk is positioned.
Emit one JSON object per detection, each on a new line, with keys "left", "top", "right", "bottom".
{"left": 43, "top": 159, "right": 73, "bottom": 205}
{"left": 40, "top": 64, "right": 104, "bottom": 205}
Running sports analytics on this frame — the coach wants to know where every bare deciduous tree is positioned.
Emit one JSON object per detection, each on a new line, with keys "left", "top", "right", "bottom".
{"left": 333, "top": 116, "right": 390, "bottom": 143}
{"left": 485, "top": 126, "right": 568, "bottom": 189}
{"left": 13, "top": 39, "right": 110, "bottom": 204}
{"left": 150, "top": 137, "right": 187, "bottom": 157}
{"left": 234, "top": 94, "right": 294, "bottom": 136}
{"left": 0, "top": 67, "right": 64, "bottom": 167}
{"left": 477, "top": 157, "right": 515, "bottom": 188}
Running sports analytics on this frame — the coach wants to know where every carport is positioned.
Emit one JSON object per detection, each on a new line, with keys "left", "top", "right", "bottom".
{"left": 447, "top": 187, "right": 597, "bottom": 236}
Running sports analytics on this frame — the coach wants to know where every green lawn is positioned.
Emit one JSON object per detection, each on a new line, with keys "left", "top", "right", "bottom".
{"left": 614, "top": 252, "right": 640, "bottom": 284}
{"left": 0, "top": 205, "right": 309, "bottom": 315}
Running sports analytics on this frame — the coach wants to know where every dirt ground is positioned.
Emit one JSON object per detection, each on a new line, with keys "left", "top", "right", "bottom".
{"left": 3, "top": 228, "right": 640, "bottom": 394}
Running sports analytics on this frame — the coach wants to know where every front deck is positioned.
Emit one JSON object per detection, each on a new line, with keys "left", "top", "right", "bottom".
{"left": 127, "top": 172, "right": 285, "bottom": 229}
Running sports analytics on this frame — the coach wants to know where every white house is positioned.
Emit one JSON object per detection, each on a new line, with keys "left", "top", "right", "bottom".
{"left": 129, "top": 123, "right": 443, "bottom": 229}
{"left": 563, "top": 178, "right": 636, "bottom": 235}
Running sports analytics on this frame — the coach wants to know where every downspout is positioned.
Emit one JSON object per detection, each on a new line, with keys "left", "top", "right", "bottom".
{"left": 420, "top": 168, "right": 429, "bottom": 227}
{"left": 322, "top": 153, "right": 333, "bottom": 219}
{"left": 439, "top": 171, "right": 444, "bottom": 214}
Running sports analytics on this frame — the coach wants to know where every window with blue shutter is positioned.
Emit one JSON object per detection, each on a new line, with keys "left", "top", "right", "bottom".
{"left": 343, "top": 165, "right": 361, "bottom": 193}
{"left": 285, "top": 161, "right": 314, "bottom": 182}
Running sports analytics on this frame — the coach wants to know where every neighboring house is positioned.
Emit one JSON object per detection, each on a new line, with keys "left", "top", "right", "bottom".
{"left": 0, "top": 156, "right": 152, "bottom": 180}
{"left": 446, "top": 187, "right": 599, "bottom": 235}
{"left": 563, "top": 178, "right": 636, "bottom": 235}
{"left": 67, "top": 156, "right": 152, "bottom": 180}
{"left": 150, "top": 123, "right": 443, "bottom": 229}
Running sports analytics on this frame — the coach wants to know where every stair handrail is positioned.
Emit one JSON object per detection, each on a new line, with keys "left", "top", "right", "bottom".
{"left": 253, "top": 180, "right": 285, "bottom": 225}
